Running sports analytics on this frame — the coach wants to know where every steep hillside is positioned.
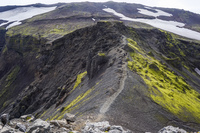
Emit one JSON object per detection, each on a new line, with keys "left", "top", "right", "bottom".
{"left": 0, "top": 21, "right": 200, "bottom": 132}
{"left": 1, "top": 2, "right": 200, "bottom": 133}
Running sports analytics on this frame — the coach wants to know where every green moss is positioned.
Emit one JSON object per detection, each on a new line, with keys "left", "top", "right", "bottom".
{"left": 26, "top": 116, "right": 32, "bottom": 120}
{"left": 6, "top": 66, "right": 20, "bottom": 87}
{"left": 163, "top": 56, "right": 182, "bottom": 69}
{"left": 73, "top": 71, "right": 87, "bottom": 90}
{"left": 58, "top": 88, "right": 93, "bottom": 119}
{"left": 168, "top": 43, "right": 174, "bottom": 48}
{"left": 2, "top": 100, "right": 10, "bottom": 108}
{"left": 2, "top": 46, "right": 8, "bottom": 54}
{"left": 147, "top": 51, "right": 154, "bottom": 57}
{"left": 40, "top": 110, "right": 48, "bottom": 118}
{"left": 127, "top": 38, "right": 143, "bottom": 53}
{"left": 50, "top": 86, "right": 92, "bottom": 120}
{"left": 36, "top": 54, "right": 41, "bottom": 59}
{"left": 127, "top": 39, "right": 200, "bottom": 123}
{"left": 179, "top": 48, "right": 186, "bottom": 56}
{"left": 98, "top": 52, "right": 106, "bottom": 57}
{"left": 127, "top": 38, "right": 137, "bottom": 45}
{"left": 47, "top": 81, "right": 101, "bottom": 121}
{"left": 7, "top": 20, "right": 94, "bottom": 41}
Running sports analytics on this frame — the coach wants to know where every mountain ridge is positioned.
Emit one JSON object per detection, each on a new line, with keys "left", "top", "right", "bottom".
{"left": 0, "top": 2, "right": 200, "bottom": 132}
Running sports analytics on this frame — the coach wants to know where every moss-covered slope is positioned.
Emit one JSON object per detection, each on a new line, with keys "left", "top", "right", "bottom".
{"left": 0, "top": 19, "right": 200, "bottom": 132}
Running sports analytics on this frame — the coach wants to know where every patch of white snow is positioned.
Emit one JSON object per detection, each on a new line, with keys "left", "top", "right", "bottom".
{"left": 138, "top": 8, "right": 172, "bottom": 17}
{"left": 0, "top": 6, "right": 56, "bottom": 29}
{"left": 92, "top": 18, "right": 95, "bottom": 21}
{"left": 103, "top": 8, "right": 200, "bottom": 41}
{"left": 6, "top": 21, "right": 22, "bottom": 29}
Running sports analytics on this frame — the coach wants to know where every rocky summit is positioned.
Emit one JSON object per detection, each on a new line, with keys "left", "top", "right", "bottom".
{"left": 1, "top": 2, "right": 200, "bottom": 133}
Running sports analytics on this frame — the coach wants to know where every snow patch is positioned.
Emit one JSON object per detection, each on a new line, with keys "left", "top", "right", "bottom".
{"left": 103, "top": 5, "right": 107, "bottom": 8}
{"left": 103, "top": 8, "right": 200, "bottom": 41}
{"left": 0, "top": 6, "right": 56, "bottom": 29}
{"left": 92, "top": 18, "right": 95, "bottom": 21}
{"left": 6, "top": 21, "right": 22, "bottom": 29}
{"left": 138, "top": 8, "right": 172, "bottom": 17}
{"left": 195, "top": 68, "right": 200, "bottom": 75}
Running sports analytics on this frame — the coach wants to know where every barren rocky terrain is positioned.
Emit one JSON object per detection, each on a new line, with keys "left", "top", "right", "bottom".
{"left": 0, "top": 2, "right": 200, "bottom": 132}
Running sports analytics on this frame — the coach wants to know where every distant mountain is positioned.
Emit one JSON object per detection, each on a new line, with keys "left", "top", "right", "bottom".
{"left": 0, "top": 2, "right": 200, "bottom": 132}
{"left": 0, "top": 3, "right": 64, "bottom": 12}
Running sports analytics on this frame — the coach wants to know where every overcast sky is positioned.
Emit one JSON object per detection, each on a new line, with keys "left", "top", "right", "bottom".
{"left": 0, "top": 0, "right": 200, "bottom": 14}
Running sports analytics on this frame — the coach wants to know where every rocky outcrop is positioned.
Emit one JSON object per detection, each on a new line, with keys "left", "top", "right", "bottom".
{"left": 0, "top": 28, "right": 6, "bottom": 53}
{"left": 87, "top": 50, "right": 109, "bottom": 79}
{"left": 0, "top": 113, "right": 133, "bottom": 133}
{"left": 64, "top": 113, "right": 76, "bottom": 123}
{"left": 83, "top": 121, "right": 131, "bottom": 133}
{"left": 26, "top": 119, "right": 50, "bottom": 133}
{"left": 1, "top": 113, "right": 196, "bottom": 133}
{"left": 0, "top": 114, "right": 9, "bottom": 126}
{"left": 158, "top": 126, "right": 187, "bottom": 133}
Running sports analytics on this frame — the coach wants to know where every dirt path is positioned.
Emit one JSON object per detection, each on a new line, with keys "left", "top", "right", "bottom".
{"left": 99, "top": 36, "right": 128, "bottom": 114}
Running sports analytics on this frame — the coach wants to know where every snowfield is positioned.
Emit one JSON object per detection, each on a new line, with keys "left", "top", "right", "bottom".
{"left": 103, "top": 8, "right": 200, "bottom": 41}
{"left": 0, "top": 6, "right": 56, "bottom": 29}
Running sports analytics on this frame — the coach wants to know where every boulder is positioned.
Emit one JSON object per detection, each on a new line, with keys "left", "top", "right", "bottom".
{"left": 108, "top": 129, "right": 121, "bottom": 133}
{"left": 158, "top": 126, "right": 187, "bottom": 133}
{"left": 50, "top": 120, "right": 60, "bottom": 127}
{"left": 16, "top": 123, "right": 26, "bottom": 132}
{"left": 82, "top": 121, "right": 132, "bottom": 133}
{"left": 1, "top": 125, "right": 23, "bottom": 133}
{"left": 64, "top": 113, "right": 76, "bottom": 123}
{"left": 50, "top": 119, "right": 69, "bottom": 128}
{"left": 110, "top": 125, "right": 123, "bottom": 131}
{"left": 83, "top": 121, "right": 110, "bottom": 133}
{"left": 0, "top": 114, "right": 9, "bottom": 125}
{"left": 60, "top": 127, "right": 70, "bottom": 132}
{"left": 20, "top": 114, "right": 35, "bottom": 122}
{"left": 26, "top": 119, "right": 50, "bottom": 133}
{"left": 1, "top": 126, "right": 12, "bottom": 133}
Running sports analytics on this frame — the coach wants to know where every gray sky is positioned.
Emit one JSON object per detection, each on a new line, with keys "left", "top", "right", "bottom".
{"left": 0, "top": 0, "right": 200, "bottom": 14}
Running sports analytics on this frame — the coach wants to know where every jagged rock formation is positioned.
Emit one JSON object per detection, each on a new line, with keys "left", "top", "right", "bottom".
{"left": 1, "top": 2, "right": 200, "bottom": 132}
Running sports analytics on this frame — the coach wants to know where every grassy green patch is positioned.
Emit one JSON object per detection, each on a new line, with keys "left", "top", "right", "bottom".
{"left": 98, "top": 52, "right": 106, "bottom": 57}
{"left": 46, "top": 81, "right": 101, "bottom": 121}
{"left": 26, "top": 116, "right": 32, "bottom": 121}
{"left": 6, "top": 21, "right": 94, "bottom": 41}
{"left": 6, "top": 66, "right": 20, "bottom": 88}
{"left": 127, "top": 39, "right": 200, "bottom": 123}
{"left": 127, "top": 38, "right": 143, "bottom": 53}
{"left": 73, "top": 71, "right": 87, "bottom": 90}
{"left": 2, "top": 46, "right": 8, "bottom": 54}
